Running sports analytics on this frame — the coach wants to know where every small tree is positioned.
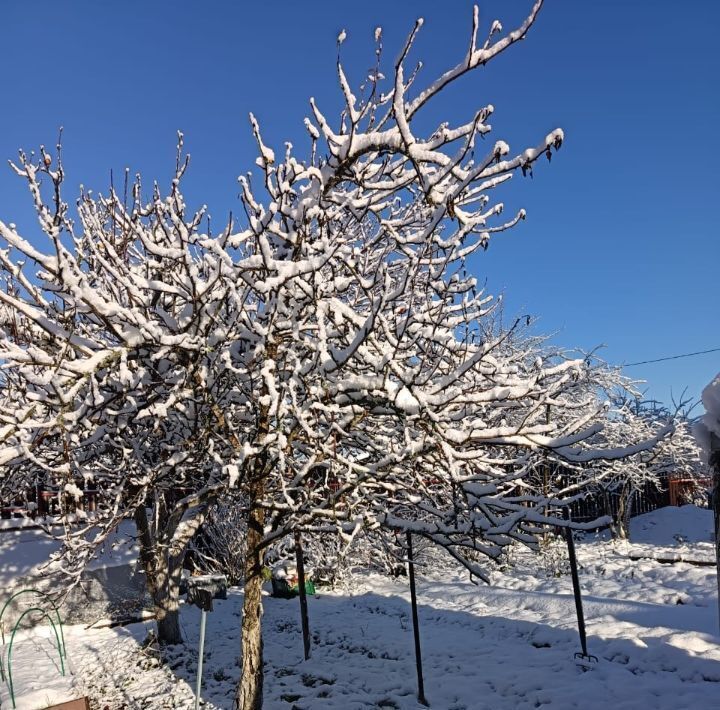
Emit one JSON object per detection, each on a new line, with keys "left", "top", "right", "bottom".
{"left": 577, "top": 396, "right": 702, "bottom": 539}
{"left": 0, "top": 142, "right": 230, "bottom": 644}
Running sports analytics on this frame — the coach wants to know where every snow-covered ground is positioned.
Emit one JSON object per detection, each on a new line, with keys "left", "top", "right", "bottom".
{"left": 1, "top": 506, "right": 718, "bottom": 709}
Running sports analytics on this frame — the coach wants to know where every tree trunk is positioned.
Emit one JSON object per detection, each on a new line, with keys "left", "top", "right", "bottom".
{"left": 614, "top": 498, "right": 627, "bottom": 539}
{"left": 134, "top": 506, "right": 157, "bottom": 599}
{"left": 134, "top": 504, "right": 184, "bottom": 645}
{"left": 620, "top": 491, "right": 633, "bottom": 540}
{"left": 614, "top": 484, "right": 633, "bottom": 540}
{"left": 234, "top": 344, "right": 274, "bottom": 710}
{"left": 235, "top": 493, "right": 266, "bottom": 710}
{"left": 607, "top": 489, "right": 621, "bottom": 540}
{"left": 154, "top": 552, "right": 184, "bottom": 645}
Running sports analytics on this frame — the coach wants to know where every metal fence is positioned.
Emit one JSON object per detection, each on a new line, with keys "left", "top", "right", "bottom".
{"left": 567, "top": 480, "right": 670, "bottom": 524}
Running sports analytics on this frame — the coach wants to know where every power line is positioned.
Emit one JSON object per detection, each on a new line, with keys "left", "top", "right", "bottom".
{"left": 624, "top": 346, "right": 720, "bottom": 367}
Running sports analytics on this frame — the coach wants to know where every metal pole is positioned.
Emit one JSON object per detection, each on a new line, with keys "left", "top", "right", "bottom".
{"left": 562, "top": 508, "right": 596, "bottom": 661}
{"left": 406, "top": 531, "right": 428, "bottom": 706}
{"left": 195, "top": 609, "right": 207, "bottom": 710}
{"left": 294, "top": 531, "right": 311, "bottom": 660}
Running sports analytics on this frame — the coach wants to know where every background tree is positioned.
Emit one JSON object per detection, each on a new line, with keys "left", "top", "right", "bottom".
{"left": 581, "top": 396, "right": 704, "bottom": 539}
{"left": 0, "top": 142, "right": 233, "bottom": 644}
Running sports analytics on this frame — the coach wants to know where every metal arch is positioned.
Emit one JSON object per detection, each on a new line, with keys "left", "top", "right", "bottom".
{"left": 5, "top": 606, "right": 66, "bottom": 709}
{"left": 0, "top": 588, "right": 67, "bottom": 666}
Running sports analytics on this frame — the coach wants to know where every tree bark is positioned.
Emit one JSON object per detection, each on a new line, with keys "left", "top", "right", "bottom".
{"left": 234, "top": 345, "right": 274, "bottom": 710}
{"left": 134, "top": 503, "right": 184, "bottom": 645}
{"left": 235, "top": 486, "right": 266, "bottom": 710}
{"left": 134, "top": 505, "right": 157, "bottom": 599}
{"left": 614, "top": 499, "right": 627, "bottom": 540}
{"left": 154, "top": 551, "right": 184, "bottom": 645}
{"left": 612, "top": 483, "right": 632, "bottom": 540}
{"left": 616, "top": 484, "right": 633, "bottom": 541}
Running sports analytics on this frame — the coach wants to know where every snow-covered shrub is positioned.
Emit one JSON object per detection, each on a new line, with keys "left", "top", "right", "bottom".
{"left": 538, "top": 534, "right": 571, "bottom": 578}
{"left": 189, "top": 503, "right": 247, "bottom": 586}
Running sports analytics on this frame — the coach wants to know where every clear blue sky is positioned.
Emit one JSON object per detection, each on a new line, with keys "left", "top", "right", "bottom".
{"left": 0, "top": 0, "right": 717, "bottom": 407}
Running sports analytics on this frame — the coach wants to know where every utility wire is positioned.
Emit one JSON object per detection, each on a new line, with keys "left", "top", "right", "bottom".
{"left": 624, "top": 346, "right": 720, "bottom": 367}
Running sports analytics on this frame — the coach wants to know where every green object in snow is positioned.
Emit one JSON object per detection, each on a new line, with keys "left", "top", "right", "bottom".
{"left": 271, "top": 577, "right": 315, "bottom": 598}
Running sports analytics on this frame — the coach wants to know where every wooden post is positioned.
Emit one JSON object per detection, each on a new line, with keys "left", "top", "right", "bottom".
{"left": 406, "top": 532, "right": 428, "bottom": 706}
{"left": 294, "top": 531, "right": 311, "bottom": 660}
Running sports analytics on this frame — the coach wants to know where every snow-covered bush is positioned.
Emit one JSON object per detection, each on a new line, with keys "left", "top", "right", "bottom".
{"left": 189, "top": 502, "right": 248, "bottom": 586}
{"left": 538, "top": 534, "right": 572, "bottom": 578}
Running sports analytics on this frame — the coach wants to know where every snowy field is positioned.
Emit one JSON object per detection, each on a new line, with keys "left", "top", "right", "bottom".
{"left": 1, "top": 506, "right": 718, "bottom": 709}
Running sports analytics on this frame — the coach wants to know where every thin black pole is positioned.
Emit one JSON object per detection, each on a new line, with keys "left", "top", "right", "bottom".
{"left": 406, "top": 531, "right": 428, "bottom": 706}
{"left": 562, "top": 508, "right": 595, "bottom": 660}
{"left": 294, "top": 531, "right": 311, "bottom": 660}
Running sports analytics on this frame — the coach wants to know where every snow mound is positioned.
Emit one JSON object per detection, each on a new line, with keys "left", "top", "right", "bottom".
{"left": 629, "top": 505, "right": 714, "bottom": 546}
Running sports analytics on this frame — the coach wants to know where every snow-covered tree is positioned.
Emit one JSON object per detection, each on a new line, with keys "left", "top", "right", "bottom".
{"left": 0, "top": 4, "right": 661, "bottom": 708}
{"left": 575, "top": 396, "right": 703, "bottom": 539}
{"left": 0, "top": 138, "right": 238, "bottom": 643}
